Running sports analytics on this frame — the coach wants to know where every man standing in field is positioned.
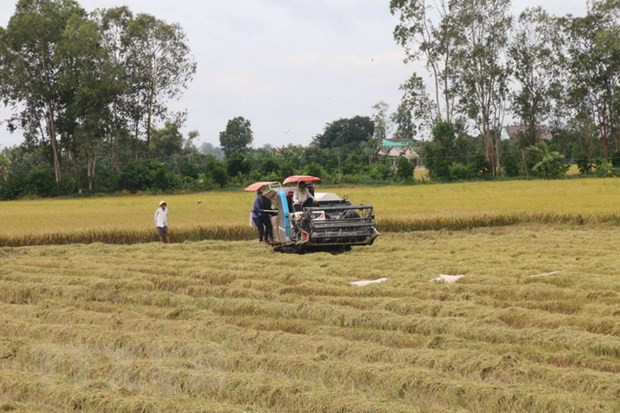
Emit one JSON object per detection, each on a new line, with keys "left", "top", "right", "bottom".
{"left": 154, "top": 201, "right": 170, "bottom": 243}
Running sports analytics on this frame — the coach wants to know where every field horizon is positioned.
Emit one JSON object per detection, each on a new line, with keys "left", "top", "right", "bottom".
{"left": 1, "top": 178, "right": 619, "bottom": 247}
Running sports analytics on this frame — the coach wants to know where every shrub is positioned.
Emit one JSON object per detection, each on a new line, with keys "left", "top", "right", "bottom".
{"left": 594, "top": 159, "right": 617, "bottom": 177}
{"left": 24, "top": 166, "right": 57, "bottom": 197}
{"left": 500, "top": 145, "right": 520, "bottom": 177}
{"left": 611, "top": 150, "right": 620, "bottom": 167}
{"left": 468, "top": 152, "right": 492, "bottom": 177}
{"left": 424, "top": 122, "right": 457, "bottom": 180}
{"left": 449, "top": 162, "right": 474, "bottom": 180}
{"left": 396, "top": 157, "right": 415, "bottom": 181}
{"left": 205, "top": 158, "right": 228, "bottom": 188}
{"left": 576, "top": 151, "right": 594, "bottom": 174}
{"left": 304, "top": 162, "right": 325, "bottom": 178}
{"left": 528, "top": 142, "right": 569, "bottom": 179}
{"left": 226, "top": 153, "right": 250, "bottom": 177}
{"left": 117, "top": 160, "right": 168, "bottom": 192}
{"left": 369, "top": 159, "right": 393, "bottom": 181}
{"left": 0, "top": 172, "right": 27, "bottom": 199}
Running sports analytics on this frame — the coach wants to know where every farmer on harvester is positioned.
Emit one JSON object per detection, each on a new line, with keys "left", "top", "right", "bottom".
{"left": 292, "top": 181, "right": 315, "bottom": 211}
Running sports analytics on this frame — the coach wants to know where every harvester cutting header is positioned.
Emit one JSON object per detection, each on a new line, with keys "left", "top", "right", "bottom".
{"left": 245, "top": 175, "right": 379, "bottom": 252}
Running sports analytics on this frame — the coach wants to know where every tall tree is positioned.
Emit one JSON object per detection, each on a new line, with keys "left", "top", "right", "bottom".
{"left": 391, "top": 0, "right": 459, "bottom": 123}
{"left": 92, "top": 6, "right": 134, "bottom": 165}
{"left": 508, "top": 7, "right": 563, "bottom": 176}
{"left": 453, "top": 0, "right": 512, "bottom": 175}
{"left": 150, "top": 121, "right": 184, "bottom": 159}
{"left": 58, "top": 13, "right": 122, "bottom": 191}
{"left": 124, "top": 13, "right": 196, "bottom": 151}
{"left": 0, "top": 0, "right": 86, "bottom": 186}
{"left": 509, "top": 7, "right": 562, "bottom": 137}
{"left": 399, "top": 73, "right": 435, "bottom": 134}
{"left": 219, "top": 116, "right": 253, "bottom": 157}
{"left": 313, "top": 116, "right": 375, "bottom": 150}
{"left": 371, "top": 101, "right": 390, "bottom": 143}
{"left": 391, "top": 100, "right": 416, "bottom": 140}
{"left": 561, "top": 0, "right": 619, "bottom": 158}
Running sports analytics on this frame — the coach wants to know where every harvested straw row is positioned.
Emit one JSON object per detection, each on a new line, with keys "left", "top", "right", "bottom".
{"left": 1, "top": 212, "right": 620, "bottom": 247}
{"left": 1, "top": 229, "right": 619, "bottom": 412}
{"left": 0, "top": 225, "right": 255, "bottom": 247}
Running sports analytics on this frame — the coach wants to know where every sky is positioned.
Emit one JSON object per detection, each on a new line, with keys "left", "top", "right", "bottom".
{"left": 0, "top": 0, "right": 588, "bottom": 150}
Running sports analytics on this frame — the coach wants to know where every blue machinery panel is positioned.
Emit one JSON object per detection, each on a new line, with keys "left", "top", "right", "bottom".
{"left": 278, "top": 189, "right": 291, "bottom": 237}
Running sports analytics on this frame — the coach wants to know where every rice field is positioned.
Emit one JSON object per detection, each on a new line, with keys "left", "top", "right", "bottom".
{"left": 1, "top": 226, "right": 619, "bottom": 412}
{"left": 1, "top": 178, "right": 619, "bottom": 246}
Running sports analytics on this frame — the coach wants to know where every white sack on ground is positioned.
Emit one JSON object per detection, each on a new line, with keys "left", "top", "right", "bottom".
{"left": 529, "top": 270, "right": 560, "bottom": 278}
{"left": 431, "top": 274, "right": 464, "bottom": 283}
{"left": 349, "top": 278, "right": 388, "bottom": 287}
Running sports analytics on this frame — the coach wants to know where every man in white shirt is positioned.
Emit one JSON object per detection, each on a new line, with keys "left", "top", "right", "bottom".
{"left": 292, "top": 182, "right": 315, "bottom": 211}
{"left": 154, "top": 200, "right": 170, "bottom": 243}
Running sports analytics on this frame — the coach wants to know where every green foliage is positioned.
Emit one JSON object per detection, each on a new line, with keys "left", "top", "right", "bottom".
{"left": 448, "top": 162, "right": 474, "bottom": 181}
{"left": 391, "top": 100, "right": 416, "bottom": 140}
{"left": 24, "top": 166, "right": 58, "bottom": 197}
{"left": 508, "top": 7, "right": 560, "bottom": 141}
{"left": 424, "top": 122, "right": 457, "bottom": 180}
{"left": 124, "top": 12, "right": 197, "bottom": 147}
{"left": 396, "top": 157, "right": 415, "bottom": 181}
{"left": 278, "top": 161, "right": 295, "bottom": 180}
{"left": 204, "top": 156, "right": 228, "bottom": 188}
{"left": 612, "top": 150, "right": 620, "bottom": 167}
{"left": 150, "top": 122, "right": 184, "bottom": 159}
{"left": 500, "top": 143, "right": 521, "bottom": 177}
{"left": 0, "top": 1, "right": 196, "bottom": 189}
{"left": 369, "top": 159, "right": 393, "bottom": 181}
{"left": 342, "top": 152, "right": 365, "bottom": 175}
{"left": 528, "top": 142, "right": 569, "bottom": 179}
{"left": 576, "top": 152, "right": 595, "bottom": 174}
{"left": 304, "top": 162, "right": 325, "bottom": 178}
{"left": 594, "top": 159, "right": 618, "bottom": 177}
{"left": 225, "top": 153, "right": 250, "bottom": 178}
{"left": 562, "top": 0, "right": 620, "bottom": 159}
{"left": 117, "top": 160, "right": 170, "bottom": 192}
{"left": 259, "top": 157, "right": 280, "bottom": 175}
{"left": 313, "top": 116, "right": 374, "bottom": 150}
{"left": 219, "top": 117, "right": 253, "bottom": 157}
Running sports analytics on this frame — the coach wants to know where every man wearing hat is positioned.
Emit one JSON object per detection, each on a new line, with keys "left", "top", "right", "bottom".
{"left": 251, "top": 188, "right": 267, "bottom": 242}
{"left": 154, "top": 200, "right": 170, "bottom": 243}
{"left": 292, "top": 181, "right": 315, "bottom": 211}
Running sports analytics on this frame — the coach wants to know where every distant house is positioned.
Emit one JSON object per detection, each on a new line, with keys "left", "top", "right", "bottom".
{"left": 501, "top": 125, "right": 553, "bottom": 142}
{"left": 378, "top": 138, "right": 420, "bottom": 166}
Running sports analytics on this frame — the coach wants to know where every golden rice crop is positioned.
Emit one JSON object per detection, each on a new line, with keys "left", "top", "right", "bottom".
{"left": 0, "top": 226, "right": 618, "bottom": 412}
{"left": 0, "top": 178, "right": 618, "bottom": 246}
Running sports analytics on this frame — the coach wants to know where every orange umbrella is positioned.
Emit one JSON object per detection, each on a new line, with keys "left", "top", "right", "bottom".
{"left": 243, "top": 181, "right": 279, "bottom": 192}
{"left": 282, "top": 175, "right": 321, "bottom": 185}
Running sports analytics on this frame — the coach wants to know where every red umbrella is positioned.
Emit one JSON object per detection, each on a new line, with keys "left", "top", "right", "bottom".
{"left": 282, "top": 175, "right": 321, "bottom": 185}
{"left": 243, "top": 181, "right": 279, "bottom": 192}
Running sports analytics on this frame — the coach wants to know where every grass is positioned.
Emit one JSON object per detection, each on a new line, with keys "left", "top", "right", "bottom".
{"left": 1, "top": 226, "right": 619, "bottom": 412}
{"left": 0, "top": 178, "right": 619, "bottom": 246}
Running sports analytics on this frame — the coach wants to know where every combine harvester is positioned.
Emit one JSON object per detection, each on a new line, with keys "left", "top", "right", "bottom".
{"left": 245, "top": 175, "right": 379, "bottom": 253}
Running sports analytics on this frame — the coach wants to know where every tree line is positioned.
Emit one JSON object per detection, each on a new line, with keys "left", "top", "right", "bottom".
{"left": 0, "top": 0, "right": 195, "bottom": 195}
{"left": 389, "top": 0, "right": 619, "bottom": 178}
{"left": 0, "top": 0, "right": 618, "bottom": 200}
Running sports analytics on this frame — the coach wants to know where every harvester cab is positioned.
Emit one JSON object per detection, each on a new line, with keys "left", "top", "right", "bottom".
{"left": 244, "top": 176, "right": 379, "bottom": 252}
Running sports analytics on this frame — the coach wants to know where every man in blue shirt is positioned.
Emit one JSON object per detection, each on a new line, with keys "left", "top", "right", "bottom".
{"left": 251, "top": 188, "right": 266, "bottom": 242}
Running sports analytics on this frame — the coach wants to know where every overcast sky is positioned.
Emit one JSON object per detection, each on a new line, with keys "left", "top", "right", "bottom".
{"left": 0, "top": 0, "right": 588, "bottom": 150}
